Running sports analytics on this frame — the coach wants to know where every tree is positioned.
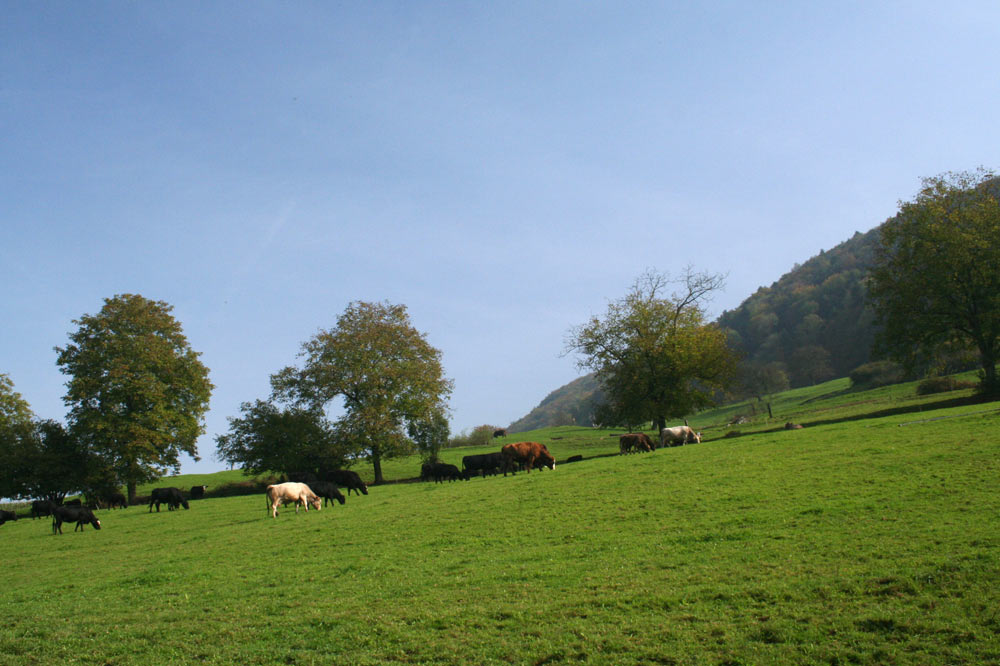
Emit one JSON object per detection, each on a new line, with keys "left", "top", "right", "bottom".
{"left": 407, "top": 408, "right": 450, "bottom": 463}
{"left": 55, "top": 294, "right": 213, "bottom": 502}
{"left": 0, "top": 374, "right": 36, "bottom": 499}
{"left": 868, "top": 169, "right": 1000, "bottom": 394}
{"left": 565, "top": 268, "right": 737, "bottom": 432}
{"left": 271, "top": 301, "right": 453, "bottom": 484}
{"left": 215, "top": 400, "right": 347, "bottom": 478}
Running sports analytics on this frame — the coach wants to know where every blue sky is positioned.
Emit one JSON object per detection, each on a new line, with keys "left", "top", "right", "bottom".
{"left": 3, "top": 2, "right": 998, "bottom": 474}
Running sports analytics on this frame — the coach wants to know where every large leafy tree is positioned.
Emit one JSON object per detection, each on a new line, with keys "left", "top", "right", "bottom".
{"left": 868, "top": 169, "right": 1000, "bottom": 394}
{"left": 56, "top": 294, "right": 213, "bottom": 502}
{"left": 271, "top": 301, "right": 453, "bottom": 484}
{"left": 566, "top": 269, "right": 737, "bottom": 432}
{"left": 215, "top": 400, "right": 348, "bottom": 478}
{"left": 0, "top": 373, "right": 36, "bottom": 499}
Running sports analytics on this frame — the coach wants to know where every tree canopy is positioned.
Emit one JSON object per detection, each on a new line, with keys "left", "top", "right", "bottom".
{"left": 868, "top": 169, "right": 1000, "bottom": 394}
{"left": 215, "top": 400, "right": 348, "bottom": 478}
{"left": 55, "top": 294, "right": 213, "bottom": 501}
{"left": 271, "top": 301, "right": 452, "bottom": 484}
{"left": 566, "top": 269, "right": 737, "bottom": 431}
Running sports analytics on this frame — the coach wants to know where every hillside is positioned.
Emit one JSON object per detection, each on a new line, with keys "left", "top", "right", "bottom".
{"left": 507, "top": 373, "right": 602, "bottom": 433}
{"left": 2, "top": 378, "right": 998, "bottom": 664}
{"left": 511, "top": 225, "right": 883, "bottom": 429}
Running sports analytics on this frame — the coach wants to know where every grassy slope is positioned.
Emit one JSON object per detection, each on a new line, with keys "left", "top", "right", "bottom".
{"left": 2, "top": 378, "right": 998, "bottom": 665}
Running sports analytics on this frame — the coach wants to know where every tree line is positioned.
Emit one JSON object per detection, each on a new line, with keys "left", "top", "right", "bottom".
{"left": 3, "top": 169, "right": 999, "bottom": 501}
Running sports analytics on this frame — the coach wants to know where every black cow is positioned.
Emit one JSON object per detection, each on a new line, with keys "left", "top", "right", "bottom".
{"left": 0, "top": 510, "right": 17, "bottom": 525}
{"left": 430, "top": 462, "right": 465, "bottom": 483}
{"left": 104, "top": 492, "right": 128, "bottom": 509}
{"left": 311, "top": 481, "right": 346, "bottom": 507}
{"left": 189, "top": 485, "right": 208, "bottom": 500}
{"left": 493, "top": 428, "right": 508, "bottom": 438}
{"left": 31, "top": 499, "right": 58, "bottom": 519}
{"left": 323, "top": 469, "right": 368, "bottom": 496}
{"left": 148, "top": 487, "right": 189, "bottom": 512}
{"left": 462, "top": 452, "right": 504, "bottom": 479}
{"left": 52, "top": 505, "right": 101, "bottom": 534}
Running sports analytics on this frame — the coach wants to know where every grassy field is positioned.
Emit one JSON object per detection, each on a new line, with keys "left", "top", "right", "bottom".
{"left": 2, "top": 378, "right": 999, "bottom": 664}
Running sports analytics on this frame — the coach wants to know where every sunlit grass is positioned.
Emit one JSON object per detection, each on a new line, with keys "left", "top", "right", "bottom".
{"left": 3, "top": 381, "right": 999, "bottom": 664}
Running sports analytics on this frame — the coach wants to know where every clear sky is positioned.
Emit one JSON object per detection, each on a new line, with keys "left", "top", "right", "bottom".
{"left": 3, "top": 2, "right": 998, "bottom": 474}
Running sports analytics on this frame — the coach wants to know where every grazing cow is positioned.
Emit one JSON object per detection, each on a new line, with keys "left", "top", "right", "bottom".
{"left": 493, "top": 428, "right": 508, "bottom": 438}
{"left": 660, "top": 426, "right": 701, "bottom": 447}
{"left": 462, "top": 452, "right": 504, "bottom": 479}
{"left": 432, "top": 463, "right": 465, "bottom": 483}
{"left": 189, "top": 485, "right": 208, "bottom": 500}
{"left": 619, "top": 433, "right": 654, "bottom": 454}
{"left": 311, "top": 481, "right": 346, "bottom": 507}
{"left": 52, "top": 505, "right": 101, "bottom": 534}
{"left": 323, "top": 469, "right": 368, "bottom": 496}
{"left": 501, "top": 442, "right": 556, "bottom": 476}
{"left": 0, "top": 509, "right": 17, "bottom": 525}
{"left": 104, "top": 492, "right": 128, "bottom": 509}
{"left": 148, "top": 487, "right": 190, "bottom": 512}
{"left": 31, "top": 499, "right": 58, "bottom": 520}
{"left": 265, "top": 482, "right": 322, "bottom": 518}
{"left": 785, "top": 422, "right": 804, "bottom": 430}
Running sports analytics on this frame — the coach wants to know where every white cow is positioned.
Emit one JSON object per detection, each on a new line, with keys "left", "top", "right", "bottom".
{"left": 265, "top": 482, "right": 322, "bottom": 518}
{"left": 660, "top": 425, "right": 701, "bottom": 447}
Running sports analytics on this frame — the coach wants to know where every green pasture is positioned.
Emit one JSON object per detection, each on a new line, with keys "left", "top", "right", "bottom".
{"left": 2, "top": 379, "right": 999, "bottom": 664}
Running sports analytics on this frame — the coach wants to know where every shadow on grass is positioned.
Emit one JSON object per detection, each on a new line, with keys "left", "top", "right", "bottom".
{"left": 717, "top": 393, "right": 998, "bottom": 441}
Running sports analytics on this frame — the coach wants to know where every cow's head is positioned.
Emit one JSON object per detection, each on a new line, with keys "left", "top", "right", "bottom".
{"left": 93, "top": 518, "right": 102, "bottom": 530}
{"left": 181, "top": 499, "right": 190, "bottom": 510}
{"left": 693, "top": 432, "right": 702, "bottom": 444}
{"left": 360, "top": 484, "right": 369, "bottom": 495}
{"left": 309, "top": 495, "right": 323, "bottom": 511}
{"left": 334, "top": 492, "right": 346, "bottom": 505}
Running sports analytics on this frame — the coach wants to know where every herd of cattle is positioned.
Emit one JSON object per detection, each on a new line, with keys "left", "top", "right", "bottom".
{"left": 1, "top": 426, "right": 703, "bottom": 528}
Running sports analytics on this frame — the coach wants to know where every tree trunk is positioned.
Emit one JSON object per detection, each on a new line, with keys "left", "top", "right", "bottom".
{"left": 127, "top": 481, "right": 137, "bottom": 506}
{"left": 655, "top": 416, "right": 666, "bottom": 433}
{"left": 371, "top": 445, "right": 384, "bottom": 485}
{"left": 980, "top": 344, "right": 999, "bottom": 395}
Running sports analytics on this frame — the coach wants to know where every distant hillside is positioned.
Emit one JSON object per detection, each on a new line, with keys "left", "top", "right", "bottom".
{"left": 717, "top": 226, "right": 879, "bottom": 387}
{"left": 512, "top": 226, "right": 884, "bottom": 429}
{"left": 508, "top": 374, "right": 602, "bottom": 433}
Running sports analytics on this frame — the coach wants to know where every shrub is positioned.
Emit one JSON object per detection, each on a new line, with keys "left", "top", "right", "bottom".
{"left": 850, "top": 361, "right": 906, "bottom": 389}
{"left": 916, "top": 376, "right": 976, "bottom": 396}
{"left": 446, "top": 425, "right": 497, "bottom": 449}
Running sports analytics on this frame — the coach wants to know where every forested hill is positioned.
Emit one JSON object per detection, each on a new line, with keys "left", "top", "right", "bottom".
{"left": 509, "top": 225, "right": 882, "bottom": 431}
{"left": 717, "top": 226, "right": 879, "bottom": 387}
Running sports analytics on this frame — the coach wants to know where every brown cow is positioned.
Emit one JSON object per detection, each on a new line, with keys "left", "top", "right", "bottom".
{"left": 619, "top": 433, "right": 654, "bottom": 454}
{"left": 501, "top": 442, "right": 556, "bottom": 476}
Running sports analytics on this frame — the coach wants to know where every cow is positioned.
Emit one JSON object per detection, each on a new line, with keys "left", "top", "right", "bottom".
{"left": 323, "top": 469, "right": 368, "bottom": 496}
{"left": 660, "top": 426, "right": 701, "bottom": 447}
{"left": 95, "top": 491, "right": 128, "bottom": 510}
{"left": 311, "top": 481, "right": 346, "bottom": 507}
{"left": 148, "top": 487, "right": 189, "bottom": 512}
{"left": 64, "top": 498, "right": 82, "bottom": 506}
{"left": 501, "top": 442, "right": 556, "bottom": 476}
{"left": 0, "top": 509, "right": 17, "bottom": 525}
{"left": 51, "top": 505, "right": 101, "bottom": 534}
{"left": 31, "top": 499, "right": 58, "bottom": 520}
{"left": 432, "top": 463, "right": 465, "bottom": 483}
{"left": 619, "top": 433, "right": 654, "bottom": 454}
{"left": 785, "top": 422, "right": 804, "bottom": 430}
{"left": 189, "top": 485, "right": 208, "bottom": 500}
{"left": 265, "top": 482, "right": 322, "bottom": 518}
{"left": 493, "top": 428, "right": 508, "bottom": 438}
{"left": 462, "top": 452, "right": 504, "bottom": 479}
